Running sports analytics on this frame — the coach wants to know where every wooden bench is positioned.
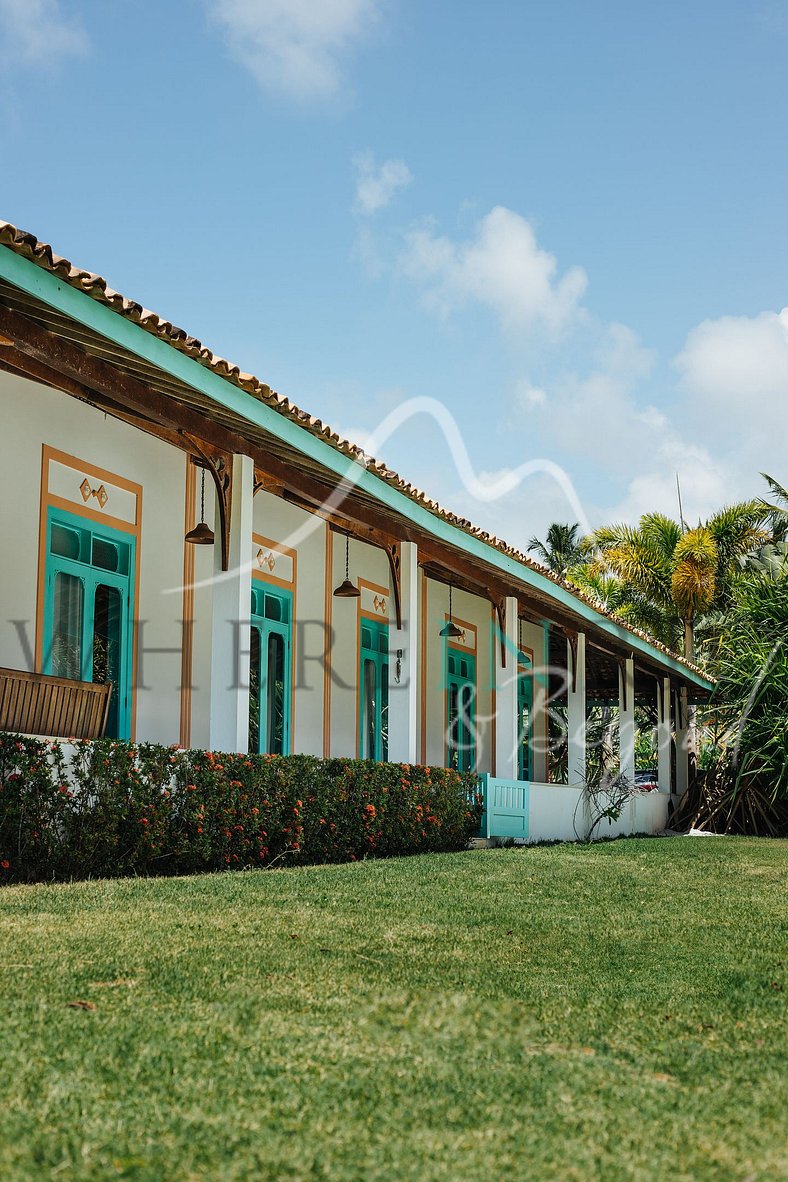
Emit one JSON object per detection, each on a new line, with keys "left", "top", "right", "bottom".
{"left": 0, "top": 667, "right": 112, "bottom": 740}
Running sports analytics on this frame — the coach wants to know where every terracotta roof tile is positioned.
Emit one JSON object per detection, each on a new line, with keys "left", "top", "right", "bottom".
{"left": 0, "top": 218, "right": 709, "bottom": 680}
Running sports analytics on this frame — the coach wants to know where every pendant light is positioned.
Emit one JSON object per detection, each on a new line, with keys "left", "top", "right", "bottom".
{"left": 440, "top": 583, "right": 463, "bottom": 638}
{"left": 333, "top": 534, "right": 360, "bottom": 598}
{"left": 185, "top": 466, "right": 215, "bottom": 545}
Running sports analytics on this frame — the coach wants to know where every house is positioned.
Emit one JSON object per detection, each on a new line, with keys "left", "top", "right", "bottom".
{"left": 0, "top": 220, "right": 713, "bottom": 841}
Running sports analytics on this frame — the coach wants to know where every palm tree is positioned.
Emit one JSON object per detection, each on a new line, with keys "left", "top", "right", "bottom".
{"left": 527, "top": 523, "right": 585, "bottom": 577}
{"left": 587, "top": 504, "right": 768, "bottom": 660}
{"left": 761, "top": 473, "right": 788, "bottom": 541}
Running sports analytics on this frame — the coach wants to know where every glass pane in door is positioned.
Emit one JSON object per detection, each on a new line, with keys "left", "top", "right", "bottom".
{"left": 249, "top": 626, "right": 261, "bottom": 753}
{"left": 458, "top": 684, "right": 474, "bottom": 772}
{"left": 381, "top": 661, "right": 389, "bottom": 762}
{"left": 93, "top": 583, "right": 122, "bottom": 738}
{"left": 266, "top": 631, "right": 286, "bottom": 755}
{"left": 51, "top": 572, "right": 84, "bottom": 680}
{"left": 362, "top": 658, "right": 376, "bottom": 760}
{"left": 448, "top": 682, "right": 459, "bottom": 770}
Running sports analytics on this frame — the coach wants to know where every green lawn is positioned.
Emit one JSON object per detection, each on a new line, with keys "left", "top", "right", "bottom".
{"left": 1, "top": 839, "right": 786, "bottom": 1182}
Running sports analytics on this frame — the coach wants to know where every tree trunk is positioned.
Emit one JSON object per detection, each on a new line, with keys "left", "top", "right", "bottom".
{"left": 682, "top": 617, "right": 697, "bottom": 765}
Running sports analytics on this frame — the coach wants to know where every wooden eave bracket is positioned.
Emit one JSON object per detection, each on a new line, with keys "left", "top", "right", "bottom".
{"left": 616, "top": 656, "right": 628, "bottom": 712}
{"left": 182, "top": 433, "right": 232, "bottom": 572}
{"left": 562, "top": 626, "right": 579, "bottom": 694}
{"left": 493, "top": 595, "right": 507, "bottom": 668}
{"left": 385, "top": 539, "right": 403, "bottom": 630}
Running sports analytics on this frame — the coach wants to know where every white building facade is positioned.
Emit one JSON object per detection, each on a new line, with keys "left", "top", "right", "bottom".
{"left": 0, "top": 221, "right": 713, "bottom": 840}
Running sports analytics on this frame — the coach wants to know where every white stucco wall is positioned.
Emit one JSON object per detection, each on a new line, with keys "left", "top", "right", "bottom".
{"left": 0, "top": 369, "right": 187, "bottom": 746}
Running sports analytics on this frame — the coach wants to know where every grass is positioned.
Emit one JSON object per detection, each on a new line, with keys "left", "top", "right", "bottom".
{"left": 0, "top": 838, "right": 786, "bottom": 1182}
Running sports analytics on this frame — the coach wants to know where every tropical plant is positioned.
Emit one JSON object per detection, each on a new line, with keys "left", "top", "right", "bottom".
{"left": 527, "top": 522, "right": 585, "bottom": 577}
{"left": 760, "top": 473, "right": 788, "bottom": 541}
{"left": 586, "top": 504, "right": 769, "bottom": 660}
{"left": 676, "top": 569, "right": 788, "bottom": 834}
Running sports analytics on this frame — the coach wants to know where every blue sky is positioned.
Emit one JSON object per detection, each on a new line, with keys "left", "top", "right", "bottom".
{"left": 2, "top": 0, "right": 787, "bottom": 547}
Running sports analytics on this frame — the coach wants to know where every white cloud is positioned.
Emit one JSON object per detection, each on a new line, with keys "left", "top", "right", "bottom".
{"left": 606, "top": 440, "right": 730, "bottom": 527}
{"left": 504, "top": 321, "right": 735, "bottom": 528}
{"left": 514, "top": 379, "right": 547, "bottom": 409}
{"left": 0, "top": 0, "right": 88, "bottom": 65}
{"left": 400, "top": 206, "right": 588, "bottom": 335}
{"left": 675, "top": 307, "right": 788, "bottom": 421}
{"left": 208, "top": 0, "right": 382, "bottom": 101}
{"left": 527, "top": 323, "right": 658, "bottom": 468}
{"left": 353, "top": 151, "right": 412, "bottom": 215}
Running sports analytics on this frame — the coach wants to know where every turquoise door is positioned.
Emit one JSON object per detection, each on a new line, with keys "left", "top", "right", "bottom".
{"left": 42, "top": 508, "right": 135, "bottom": 739}
{"left": 517, "top": 654, "right": 533, "bottom": 781}
{"left": 446, "top": 648, "right": 476, "bottom": 772}
{"left": 249, "top": 584, "right": 292, "bottom": 755}
{"left": 359, "top": 618, "right": 389, "bottom": 761}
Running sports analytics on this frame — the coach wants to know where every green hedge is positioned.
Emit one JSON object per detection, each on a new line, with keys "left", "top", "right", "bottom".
{"left": 0, "top": 734, "right": 482, "bottom": 884}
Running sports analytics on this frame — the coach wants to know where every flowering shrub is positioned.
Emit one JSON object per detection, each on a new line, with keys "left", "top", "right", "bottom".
{"left": 0, "top": 734, "right": 482, "bottom": 883}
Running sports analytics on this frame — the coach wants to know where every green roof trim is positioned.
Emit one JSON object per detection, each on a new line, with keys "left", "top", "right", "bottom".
{"left": 0, "top": 242, "right": 714, "bottom": 691}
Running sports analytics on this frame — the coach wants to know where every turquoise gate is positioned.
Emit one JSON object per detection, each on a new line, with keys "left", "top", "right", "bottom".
{"left": 480, "top": 775, "right": 530, "bottom": 840}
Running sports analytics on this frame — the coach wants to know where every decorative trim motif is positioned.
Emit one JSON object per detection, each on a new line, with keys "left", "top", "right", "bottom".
{"left": 358, "top": 578, "right": 390, "bottom": 623}
{"left": 79, "top": 478, "right": 108, "bottom": 508}
{"left": 251, "top": 533, "right": 295, "bottom": 589}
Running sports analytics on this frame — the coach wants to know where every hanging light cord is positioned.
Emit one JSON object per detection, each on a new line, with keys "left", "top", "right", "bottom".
{"left": 345, "top": 535, "right": 351, "bottom": 580}
{"left": 199, "top": 467, "right": 206, "bottom": 523}
{"left": 448, "top": 584, "right": 453, "bottom": 621}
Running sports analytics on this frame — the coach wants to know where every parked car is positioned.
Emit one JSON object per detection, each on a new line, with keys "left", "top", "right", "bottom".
{"left": 634, "top": 769, "right": 658, "bottom": 792}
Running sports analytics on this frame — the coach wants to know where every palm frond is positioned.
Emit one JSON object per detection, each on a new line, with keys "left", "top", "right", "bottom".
{"left": 671, "top": 527, "right": 717, "bottom": 619}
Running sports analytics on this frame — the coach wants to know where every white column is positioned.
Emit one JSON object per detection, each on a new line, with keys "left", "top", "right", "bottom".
{"left": 209, "top": 453, "right": 254, "bottom": 753}
{"left": 566, "top": 632, "right": 587, "bottom": 788}
{"left": 494, "top": 596, "right": 519, "bottom": 780}
{"left": 675, "top": 687, "right": 689, "bottom": 799}
{"left": 619, "top": 657, "right": 636, "bottom": 785}
{"left": 657, "top": 677, "right": 672, "bottom": 793}
{"left": 388, "top": 541, "right": 420, "bottom": 764}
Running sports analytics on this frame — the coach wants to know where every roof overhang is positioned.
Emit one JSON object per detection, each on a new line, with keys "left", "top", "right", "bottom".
{"left": 0, "top": 234, "right": 715, "bottom": 698}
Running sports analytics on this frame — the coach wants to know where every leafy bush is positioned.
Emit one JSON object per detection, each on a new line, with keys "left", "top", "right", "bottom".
{"left": 0, "top": 736, "right": 482, "bottom": 883}
{"left": 709, "top": 573, "right": 788, "bottom": 803}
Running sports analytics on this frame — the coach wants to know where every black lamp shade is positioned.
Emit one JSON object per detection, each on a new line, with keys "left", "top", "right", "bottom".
{"left": 334, "top": 577, "right": 361, "bottom": 598}
{"left": 185, "top": 521, "right": 215, "bottom": 545}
